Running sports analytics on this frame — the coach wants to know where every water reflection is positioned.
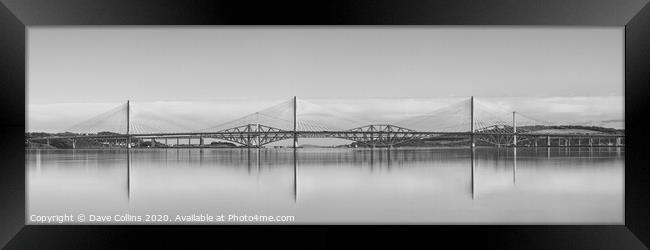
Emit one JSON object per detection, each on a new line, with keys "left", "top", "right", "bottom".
{"left": 513, "top": 147, "right": 517, "bottom": 185}
{"left": 293, "top": 148, "right": 297, "bottom": 202}
{"left": 127, "top": 148, "right": 131, "bottom": 201}
{"left": 471, "top": 147, "right": 476, "bottom": 200}
{"left": 27, "top": 146, "right": 624, "bottom": 224}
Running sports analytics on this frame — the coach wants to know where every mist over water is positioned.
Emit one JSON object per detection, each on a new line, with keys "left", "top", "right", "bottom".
{"left": 26, "top": 147, "right": 623, "bottom": 224}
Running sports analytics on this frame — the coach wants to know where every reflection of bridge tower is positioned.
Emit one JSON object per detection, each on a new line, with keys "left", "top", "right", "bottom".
{"left": 471, "top": 146, "right": 476, "bottom": 199}
{"left": 293, "top": 147, "right": 297, "bottom": 202}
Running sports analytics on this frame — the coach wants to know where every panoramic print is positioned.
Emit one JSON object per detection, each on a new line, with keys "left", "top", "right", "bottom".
{"left": 26, "top": 27, "right": 623, "bottom": 224}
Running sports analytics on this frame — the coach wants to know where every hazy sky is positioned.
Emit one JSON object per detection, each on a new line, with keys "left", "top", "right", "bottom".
{"left": 27, "top": 27, "right": 624, "bottom": 133}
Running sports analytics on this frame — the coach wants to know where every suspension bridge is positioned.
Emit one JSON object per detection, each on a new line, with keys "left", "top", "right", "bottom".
{"left": 26, "top": 97, "right": 625, "bottom": 149}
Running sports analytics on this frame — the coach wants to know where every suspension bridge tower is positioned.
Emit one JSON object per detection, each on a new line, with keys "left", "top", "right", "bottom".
{"left": 293, "top": 96, "right": 298, "bottom": 148}
{"left": 470, "top": 96, "right": 475, "bottom": 148}
{"left": 512, "top": 111, "right": 517, "bottom": 147}
{"left": 126, "top": 100, "right": 131, "bottom": 148}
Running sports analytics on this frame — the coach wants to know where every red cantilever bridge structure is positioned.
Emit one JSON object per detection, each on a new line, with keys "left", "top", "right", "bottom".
{"left": 27, "top": 97, "right": 625, "bottom": 148}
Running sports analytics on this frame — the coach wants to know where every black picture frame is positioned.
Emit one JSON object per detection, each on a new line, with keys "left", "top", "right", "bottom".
{"left": 1, "top": 0, "right": 649, "bottom": 248}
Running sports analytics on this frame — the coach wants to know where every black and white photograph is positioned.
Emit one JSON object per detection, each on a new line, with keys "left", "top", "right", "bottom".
{"left": 24, "top": 27, "right": 625, "bottom": 225}
{"left": 4, "top": 0, "right": 650, "bottom": 248}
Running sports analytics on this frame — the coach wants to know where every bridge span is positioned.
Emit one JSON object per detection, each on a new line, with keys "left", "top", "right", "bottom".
{"left": 26, "top": 97, "right": 624, "bottom": 148}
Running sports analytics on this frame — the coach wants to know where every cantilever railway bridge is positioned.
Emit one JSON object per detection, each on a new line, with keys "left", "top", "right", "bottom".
{"left": 27, "top": 97, "right": 624, "bottom": 148}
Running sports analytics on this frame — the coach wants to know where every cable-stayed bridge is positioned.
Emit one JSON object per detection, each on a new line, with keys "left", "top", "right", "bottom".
{"left": 26, "top": 97, "right": 625, "bottom": 148}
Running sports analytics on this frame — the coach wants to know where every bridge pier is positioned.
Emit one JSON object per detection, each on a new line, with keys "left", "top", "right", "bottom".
{"left": 547, "top": 136, "right": 550, "bottom": 147}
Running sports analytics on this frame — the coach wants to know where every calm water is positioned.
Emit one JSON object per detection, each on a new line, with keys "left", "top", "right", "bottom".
{"left": 26, "top": 147, "right": 623, "bottom": 224}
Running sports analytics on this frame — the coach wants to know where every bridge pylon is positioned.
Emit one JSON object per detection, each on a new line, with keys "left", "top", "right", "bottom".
{"left": 470, "top": 96, "right": 475, "bottom": 148}
{"left": 293, "top": 96, "right": 298, "bottom": 148}
{"left": 126, "top": 100, "right": 131, "bottom": 148}
{"left": 512, "top": 111, "right": 517, "bottom": 147}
